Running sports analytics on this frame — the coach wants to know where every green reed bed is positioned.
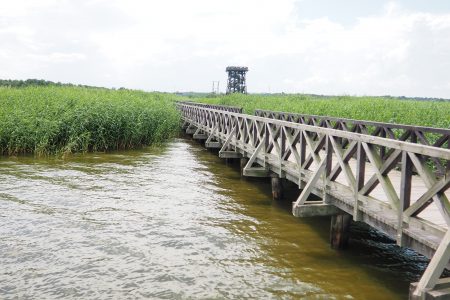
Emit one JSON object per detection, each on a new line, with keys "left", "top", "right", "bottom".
{"left": 0, "top": 86, "right": 180, "bottom": 156}
{"left": 194, "top": 94, "right": 450, "bottom": 129}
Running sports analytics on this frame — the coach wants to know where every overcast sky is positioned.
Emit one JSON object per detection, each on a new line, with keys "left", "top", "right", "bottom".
{"left": 1, "top": 0, "right": 450, "bottom": 97}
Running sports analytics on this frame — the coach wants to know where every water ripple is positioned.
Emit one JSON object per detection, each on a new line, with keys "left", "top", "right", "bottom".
{"left": 0, "top": 139, "right": 415, "bottom": 299}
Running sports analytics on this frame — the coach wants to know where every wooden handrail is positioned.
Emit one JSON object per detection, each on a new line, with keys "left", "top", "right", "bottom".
{"left": 255, "top": 109, "right": 450, "bottom": 174}
{"left": 176, "top": 101, "right": 243, "bottom": 113}
{"left": 255, "top": 109, "right": 450, "bottom": 135}
{"left": 182, "top": 104, "right": 450, "bottom": 160}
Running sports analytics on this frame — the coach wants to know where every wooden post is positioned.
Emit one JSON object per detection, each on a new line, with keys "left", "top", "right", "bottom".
{"left": 324, "top": 135, "right": 332, "bottom": 203}
{"left": 271, "top": 174, "right": 283, "bottom": 201}
{"left": 398, "top": 150, "right": 412, "bottom": 246}
{"left": 299, "top": 130, "right": 306, "bottom": 189}
{"left": 240, "top": 157, "right": 249, "bottom": 177}
{"left": 354, "top": 141, "right": 365, "bottom": 221}
{"left": 447, "top": 135, "right": 450, "bottom": 171}
{"left": 330, "top": 213, "right": 352, "bottom": 250}
{"left": 380, "top": 129, "right": 386, "bottom": 159}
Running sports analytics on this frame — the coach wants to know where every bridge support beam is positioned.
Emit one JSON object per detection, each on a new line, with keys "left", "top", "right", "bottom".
{"left": 243, "top": 167, "right": 270, "bottom": 177}
{"left": 330, "top": 213, "right": 352, "bottom": 250}
{"left": 219, "top": 151, "right": 242, "bottom": 159}
{"left": 205, "top": 131, "right": 221, "bottom": 148}
{"left": 193, "top": 133, "right": 207, "bottom": 140}
{"left": 186, "top": 125, "right": 196, "bottom": 135}
{"left": 192, "top": 128, "right": 207, "bottom": 140}
{"left": 270, "top": 174, "right": 283, "bottom": 201}
{"left": 205, "top": 141, "right": 221, "bottom": 149}
{"left": 410, "top": 229, "right": 450, "bottom": 299}
{"left": 410, "top": 277, "right": 450, "bottom": 299}
{"left": 293, "top": 202, "right": 340, "bottom": 217}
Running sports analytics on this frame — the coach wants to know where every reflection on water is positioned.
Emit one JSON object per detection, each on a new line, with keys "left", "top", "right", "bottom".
{"left": 0, "top": 138, "right": 427, "bottom": 299}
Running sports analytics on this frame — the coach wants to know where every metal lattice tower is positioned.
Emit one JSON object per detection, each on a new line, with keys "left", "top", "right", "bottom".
{"left": 226, "top": 66, "right": 248, "bottom": 94}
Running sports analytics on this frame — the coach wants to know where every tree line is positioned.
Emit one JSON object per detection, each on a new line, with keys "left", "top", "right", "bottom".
{"left": 0, "top": 79, "right": 108, "bottom": 89}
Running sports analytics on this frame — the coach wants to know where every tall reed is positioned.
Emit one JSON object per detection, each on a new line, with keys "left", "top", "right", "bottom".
{"left": 0, "top": 86, "right": 180, "bottom": 156}
{"left": 195, "top": 93, "right": 450, "bottom": 129}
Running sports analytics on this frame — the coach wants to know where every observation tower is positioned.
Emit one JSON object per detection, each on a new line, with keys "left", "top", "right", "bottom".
{"left": 226, "top": 66, "right": 248, "bottom": 94}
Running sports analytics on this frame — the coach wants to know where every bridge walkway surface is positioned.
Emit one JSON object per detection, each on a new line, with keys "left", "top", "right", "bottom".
{"left": 177, "top": 102, "right": 450, "bottom": 299}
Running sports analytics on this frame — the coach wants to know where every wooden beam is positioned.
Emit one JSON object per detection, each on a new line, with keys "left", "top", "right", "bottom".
{"left": 359, "top": 149, "right": 402, "bottom": 196}
{"left": 329, "top": 140, "right": 358, "bottom": 181}
{"left": 354, "top": 141, "right": 366, "bottom": 221}
{"left": 403, "top": 170, "right": 450, "bottom": 219}
{"left": 410, "top": 278, "right": 450, "bottom": 299}
{"left": 243, "top": 137, "right": 269, "bottom": 177}
{"left": 412, "top": 229, "right": 450, "bottom": 298}
{"left": 362, "top": 143, "right": 400, "bottom": 210}
{"left": 293, "top": 158, "right": 326, "bottom": 207}
{"left": 193, "top": 133, "right": 207, "bottom": 140}
{"left": 205, "top": 141, "right": 221, "bottom": 149}
{"left": 398, "top": 150, "right": 412, "bottom": 246}
{"left": 186, "top": 125, "right": 197, "bottom": 134}
{"left": 408, "top": 153, "right": 450, "bottom": 226}
{"left": 329, "top": 136, "right": 356, "bottom": 191}
{"left": 219, "top": 151, "right": 242, "bottom": 159}
{"left": 243, "top": 167, "right": 270, "bottom": 177}
{"left": 293, "top": 202, "right": 339, "bottom": 217}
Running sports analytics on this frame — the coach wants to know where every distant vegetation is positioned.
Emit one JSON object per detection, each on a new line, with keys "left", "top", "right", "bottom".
{"left": 193, "top": 93, "right": 450, "bottom": 129}
{"left": 0, "top": 86, "right": 180, "bottom": 156}
{"left": 0, "top": 78, "right": 110, "bottom": 89}
{"left": 179, "top": 92, "right": 450, "bottom": 102}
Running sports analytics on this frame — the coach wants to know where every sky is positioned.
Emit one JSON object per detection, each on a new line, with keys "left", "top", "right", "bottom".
{"left": 1, "top": 0, "right": 450, "bottom": 98}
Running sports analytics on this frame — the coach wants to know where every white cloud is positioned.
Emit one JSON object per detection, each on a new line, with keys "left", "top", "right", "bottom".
{"left": 27, "top": 52, "right": 86, "bottom": 63}
{"left": 0, "top": 0, "right": 59, "bottom": 18}
{"left": 0, "top": 0, "right": 450, "bottom": 97}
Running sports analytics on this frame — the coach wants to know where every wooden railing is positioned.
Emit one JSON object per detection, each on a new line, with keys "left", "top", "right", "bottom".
{"left": 177, "top": 101, "right": 243, "bottom": 113}
{"left": 255, "top": 109, "right": 450, "bottom": 176}
{"left": 179, "top": 103, "right": 450, "bottom": 298}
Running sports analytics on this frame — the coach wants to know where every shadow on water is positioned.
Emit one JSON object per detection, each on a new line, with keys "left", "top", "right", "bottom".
{"left": 185, "top": 135, "right": 431, "bottom": 299}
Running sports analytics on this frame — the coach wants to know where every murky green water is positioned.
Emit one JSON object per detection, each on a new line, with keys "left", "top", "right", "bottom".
{"left": 0, "top": 138, "right": 428, "bottom": 299}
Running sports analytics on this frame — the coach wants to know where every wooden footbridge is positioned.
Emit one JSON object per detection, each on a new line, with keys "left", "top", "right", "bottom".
{"left": 177, "top": 101, "right": 450, "bottom": 299}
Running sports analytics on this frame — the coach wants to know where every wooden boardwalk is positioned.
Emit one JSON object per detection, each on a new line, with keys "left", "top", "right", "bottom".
{"left": 178, "top": 102, "right": 450, "bottom": 299}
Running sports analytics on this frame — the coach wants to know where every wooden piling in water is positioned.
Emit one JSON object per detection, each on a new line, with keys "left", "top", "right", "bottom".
{"left": 270, "top": 174, "right": 283, "bottom": 201}
{"left": 330, "top": 213, "right": 352, "bottom": 250}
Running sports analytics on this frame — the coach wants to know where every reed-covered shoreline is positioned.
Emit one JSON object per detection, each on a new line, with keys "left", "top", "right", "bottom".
{"left": 0, "top": 86, "right": 180, "bottom": 156}
{"left": 2, "top": 87, "right": 449, "bottom": 156}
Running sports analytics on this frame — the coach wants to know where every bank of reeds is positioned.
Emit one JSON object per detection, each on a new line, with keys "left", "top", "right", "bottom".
{"left": 195, "top": 94, "right": 450, "bottom": 129}
{"left": 0, "top": 86, "right": 180, "bottom": 156}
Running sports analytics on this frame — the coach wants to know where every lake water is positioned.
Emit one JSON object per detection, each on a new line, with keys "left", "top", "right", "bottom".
{"left": 0, "top": 138, "right": 428, "bottom": 299}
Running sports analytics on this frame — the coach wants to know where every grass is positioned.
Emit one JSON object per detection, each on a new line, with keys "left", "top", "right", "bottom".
{"left": 0, "top": 86, "right": 180, "bottom": 156}
{"left": 193, "top": 94, "right": 450, "bottom": 129}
